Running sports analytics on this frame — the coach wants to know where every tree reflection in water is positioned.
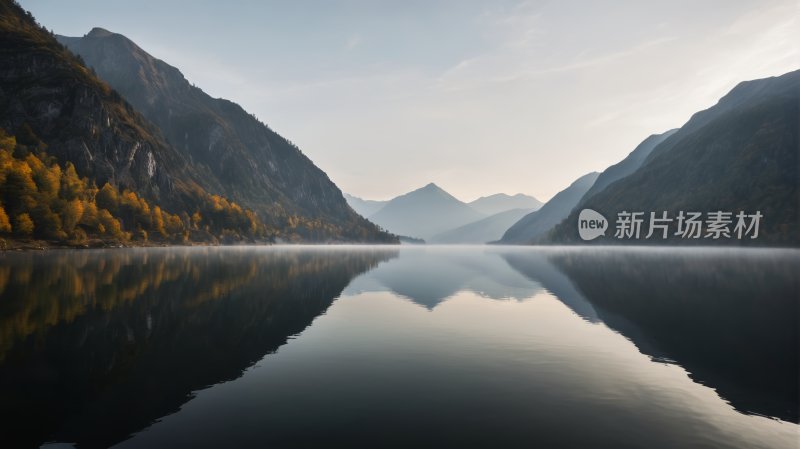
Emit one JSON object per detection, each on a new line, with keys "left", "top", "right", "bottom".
{"left": 0, "top": 247, "right": 398, "bottom": 449}
{"left": 0, "top": 246, "right": 796, "bottom": 449}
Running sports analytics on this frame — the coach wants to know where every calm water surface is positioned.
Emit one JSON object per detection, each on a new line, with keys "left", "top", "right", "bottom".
{"left": 0, "top": 246, "right": 796, "bottom": 448}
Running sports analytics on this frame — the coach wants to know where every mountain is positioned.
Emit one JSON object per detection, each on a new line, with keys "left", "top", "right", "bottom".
{"left": 494, "top": 172, "right": 600, "bottom": 244}
{"left": 430, "top": 208, "right": 536, "bottom": 244}
{"left": 0, "top": 2, "right": 232, "bottom": 243}
{"left": 576, "top": 129, "right": 677, "bottom": 208}
{"left": 467, "top": 193, "right": 543, "bottom": 216}
{"left": 641, "top": 70, "right": 800, "bottom": 168}
{"left": 367, "top": 183, "right": 486, "bottom": 240}
{"left": 344, "top": 193, "right": 389, "bottom": 217}
{"left": 548, "top": 70, "right": 800, "bottom": 246}
{"left": 52, "top": 27, "right": 393, "bottom": 242}
{"left": 341, "top": 248, "right": 545, "bottom": 309}
{"left": 0, "top": 248, "right": 399, "bottom": 448}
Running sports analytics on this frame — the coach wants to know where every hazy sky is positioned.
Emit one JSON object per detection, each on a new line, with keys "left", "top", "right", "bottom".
{"left": 25, "top": 0, "right": 799, "bottom": 202}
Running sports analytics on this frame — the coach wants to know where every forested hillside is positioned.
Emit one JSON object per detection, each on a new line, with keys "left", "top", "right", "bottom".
{"left": 56, "top": 27, "right": 374, "bottom": 234}
{"left": 0, "top": 0, "right": 397, "bottom": 245}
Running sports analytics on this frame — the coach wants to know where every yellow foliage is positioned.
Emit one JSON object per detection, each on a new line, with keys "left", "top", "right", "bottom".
{"left": 166, "top": 214, "right": 184, "bottom": 235}
{"left": 37, "top": 204, "right": 67, "bottom": 240}
{"left": 133, "top": 227, "right": 147, "bottom": 242}
{"left": 98, "top": 209, "right": 124, "bottom": 241}
{"left": 120, "top": 190, "right": 141, "bottom": 213}
{"left": 96, "top": 183, "right": 119, "bottom": 215}
{"left": 0, "top": 123, "right": 278, "bottom": 244}
{"left": 27, "top": 154, "right": 60, "bottom": 203}
{"left": 60, "top": 162, "right": 84, "bottom": 201}
{"left": 15, "top": 213, "right": 33, "bottom": 236}
{"left": 78, "top": 201, "right": 99, "bottom": 227}
{"left": 138, "top": 198, "right": 150, "bottom": 215}
{"left": 211, "top": 195, "right": 224, "bottom": 212}
{"left": 2, "top": 158, "right": 38, "bottom": 212}
{"left": 0, "top": 204, "right": 10, "bottom": 233}
{"left": 62, "top": 199, "right": 83, "bottom": 233}
{"left": 84, "top": 181, "right": 98, "bottom": 203}
{"left": 0, "top": 129, "right": 16, "bottom": 153}
{"left": 151, "top": 206, "right": 166, "bottom": 236}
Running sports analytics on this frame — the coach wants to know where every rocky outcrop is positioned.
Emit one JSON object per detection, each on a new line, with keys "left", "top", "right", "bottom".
{"left": 57, "top": 28, "right": 358, "bottom": 225}
{"left": 0, "top": 1, "right": 395, "bottom": 242}
{"left": 0, "top": 51, "right": 176, "bottom": 201}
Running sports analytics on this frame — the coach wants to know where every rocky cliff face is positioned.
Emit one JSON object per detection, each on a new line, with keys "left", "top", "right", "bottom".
{"left": 0, "top": 35, "right": 192, "bottom": 210}
{"left": 57, "top": 28, "right": 355, "bottom": 224}
{"left": 0, "top": 1, "right": 394, "bottom": 242}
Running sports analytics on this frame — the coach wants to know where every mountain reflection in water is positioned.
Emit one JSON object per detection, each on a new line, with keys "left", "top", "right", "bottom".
{"left": 505, "top": 247, "right": 799, "bottom": 422}
{"left": 0, "top": 246, "right": 795, "bottom": 449}
{"left": 0, "top": 247, "right": 398, "bottom": 449}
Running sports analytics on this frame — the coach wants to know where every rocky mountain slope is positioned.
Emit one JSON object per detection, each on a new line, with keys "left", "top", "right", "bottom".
{"left": 368, "top": 183, "right": 486, "bottom": 240}
{"left": 51, "top": 27, "right": 394, "bottom": 241}
{"left": 0, "top": 2, "right": 394, "bottom": 243}
{"left": 430, "top": 207, "right": 535, "bottom": 244}
{"left": 576, "top": 129, "right": 677, "bottom": 208}
{"left": 0, "top": 12, "right": 184, "bottom": 211}
{"left": 548, "top": 70, "right": 799, "bottom": 246}
{"left": 467, "top": 193, "right": 542, "bottom": 216}
{"left": 493, "top": 172, "right": 599, "bottom": 244}
{"left": 641, "top": 70, "right": 800, "bottom": 168}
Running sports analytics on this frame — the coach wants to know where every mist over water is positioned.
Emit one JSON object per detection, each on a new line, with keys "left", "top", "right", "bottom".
{"left": 0, "top": 246, "right": 795, "bottom": 448}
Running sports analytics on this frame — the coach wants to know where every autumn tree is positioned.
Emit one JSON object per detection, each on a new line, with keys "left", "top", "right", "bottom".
{"left": 0, "top": 129, "right": 16, "bottom": 152}
{"left": 96, "top": 183, "right": 119, "bottom": 215}
{"left": 78, "top": 201, "right": 100, "bottom": 229}
{"left": 0, "top": 205, "right": 11, "bottom": 233}
{"left": 98, "top": 209, "right": 125, "bottom": 240}
{"left": 151, "top": 206, "right": 166, "bottom": 236}
{"left": 14, "top": 213, "right": 33, "bottom": 236}
{"left": 60, "top": 163, "right": 84, "bottom": 201}
{"left": 62, "top": 199, "right": 83, "bottom": 233}
{"left": 192, "top": 211, "right": 202, "bottom": 228}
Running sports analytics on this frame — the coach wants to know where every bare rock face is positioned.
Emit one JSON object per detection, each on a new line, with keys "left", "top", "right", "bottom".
{"left": 56, "top": 28, "right": 357, "bottom": 225}
{"left": 0, "top": 50, "right": 177, "bottom": 206}
{"left": 0, "top": 5, "right": 393, "bottom": 242}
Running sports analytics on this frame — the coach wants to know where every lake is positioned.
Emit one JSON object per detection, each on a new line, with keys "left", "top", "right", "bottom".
{"left": 0, "top": 246, "right": 796, "bottom": 448}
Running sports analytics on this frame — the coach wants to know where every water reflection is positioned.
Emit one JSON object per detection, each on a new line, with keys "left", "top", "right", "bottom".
{"left": 345, "top": 245, "right": 798, "bottom": 422}
{"left": 539, "top": 247, "right": 798, "bottom": 422}
{"left": 342, "top": 247, "right": 544, "bottom": 308}
{"left": 0, "top": 247, "right": 398, "bottom": 449}
{"left": 0, "top": 246, "right": 796, "bottom": 449}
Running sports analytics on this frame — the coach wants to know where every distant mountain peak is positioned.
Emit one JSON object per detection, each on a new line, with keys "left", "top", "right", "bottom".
{"left": 409, "top": 183, "right": 455, "bottom": 200}
{"left": 86, "top": 27, "right": 114, "bottom": 38}
{"left": 468, "top": 192, "right": 543, "bottom": 216}
{"left": 368, "top": 184, "right": 485, "bottom": 239}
